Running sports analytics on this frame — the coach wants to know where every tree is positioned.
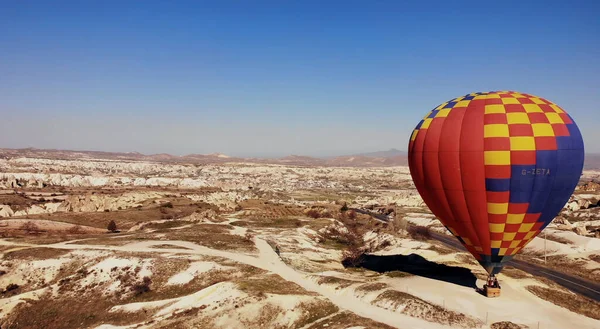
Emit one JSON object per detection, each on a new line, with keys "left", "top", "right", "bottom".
{"left": 340, "top": 203, "right": 349, "bottom": 212}
{"left": 107, "top": 220, "right": 118, "bottom": 233}
{"left": 347, "top": 210, "right": 357, "bottom": 220}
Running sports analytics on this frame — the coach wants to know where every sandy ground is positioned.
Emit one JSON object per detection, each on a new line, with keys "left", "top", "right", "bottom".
{"left": 2, "top": 216, "right": 599, "bottom": 329}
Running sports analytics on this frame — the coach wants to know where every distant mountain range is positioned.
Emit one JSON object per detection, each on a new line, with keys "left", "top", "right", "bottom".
{"left": 2, "top": 147, "right": 599, "bottom": 169}
{"left": 0, "top": 147, "right": 407, "bottom": 167}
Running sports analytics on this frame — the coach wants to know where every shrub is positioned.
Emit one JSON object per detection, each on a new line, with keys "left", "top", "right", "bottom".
{"left": 131, "top": 276, "right": 152, "bottom": 295}
{"left": 4, "top": 283, "right": 19, "bottom": 293}
{"left": 407, "top": 225, "right": 430, "bottom": 241}
{"left": 347, "top": 210, "right": 357, "bottom": 220}
{"left": 19, "top": 221, "right": 40, "bottom": 233}
{"left": 306, "top": 209, "right": 321, "bottom": 219}
{"left": 66, "top": 225, "right": 84, "bottom": 234}
{"left": 107, "top": 220, "right": 118, "bottom": 233}
{"left": 340, "top": 203, "right": 349, "bottom": 212}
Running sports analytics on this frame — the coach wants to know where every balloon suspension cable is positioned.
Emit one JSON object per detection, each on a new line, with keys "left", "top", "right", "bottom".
{"left": 486, "top": 274, "right": 499, "bottom": 288}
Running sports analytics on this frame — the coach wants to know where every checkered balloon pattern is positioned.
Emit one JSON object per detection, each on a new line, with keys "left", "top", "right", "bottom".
{"left": 408, "top": 91, "right": 584, "bottom": 275}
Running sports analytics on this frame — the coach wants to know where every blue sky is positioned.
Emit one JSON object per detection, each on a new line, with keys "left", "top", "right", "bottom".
{"left": 1, "top": 0, "right": 599, "bottom": 157}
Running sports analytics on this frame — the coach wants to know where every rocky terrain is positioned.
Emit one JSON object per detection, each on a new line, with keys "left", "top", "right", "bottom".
{"left": 0, "top": 151, "right": 599, "bottom": 329}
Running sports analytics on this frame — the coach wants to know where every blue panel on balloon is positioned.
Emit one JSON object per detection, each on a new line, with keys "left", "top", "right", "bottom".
{"left": 556, "top": 136, "right": 572, "bottom": 150}
{"left": 486, "top": 178, "right": 511, "bottom": 192}
{"left": 568, "top": 123, "right": 585, "bottom": 150}
{"left": 552, "top": 150, "right": 577, "bottom": 189}
{"left": 510, "top": 165, "right": 536, "bottom": 191}
{"left": 532, "top": 150, "right": 557, "bottom": 192}
{"left": 510, "top": 191, "right": 532, "bottom": 203}
{"left": 560, "top": 149, "right": 584, "bottom": 190}
{"left": 527, "top": 190, "right": 551, "bottom": 214}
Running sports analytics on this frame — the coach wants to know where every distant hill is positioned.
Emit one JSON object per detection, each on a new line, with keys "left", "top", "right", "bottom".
{"left": 5, "top": 147, "right": 597, "bottom": 170}
{"left": 351, "top": 148, "right": 406, "bottom": 158}
{"left": 583, "top": 154, "right": 600, "bottom": 170}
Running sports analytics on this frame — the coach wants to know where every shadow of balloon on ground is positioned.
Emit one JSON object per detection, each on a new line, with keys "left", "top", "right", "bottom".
{"left": 343, "top": 253, "right": 478, "bottom": 289}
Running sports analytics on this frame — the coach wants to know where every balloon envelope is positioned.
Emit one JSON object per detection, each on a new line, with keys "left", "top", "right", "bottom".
{"left": 407, "top": 91, "right": 584, "bottom": 275}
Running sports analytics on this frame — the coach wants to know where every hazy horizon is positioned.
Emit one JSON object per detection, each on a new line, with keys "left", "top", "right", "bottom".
{"left": 2, "top": 1, "right": 599, "bottom": 155}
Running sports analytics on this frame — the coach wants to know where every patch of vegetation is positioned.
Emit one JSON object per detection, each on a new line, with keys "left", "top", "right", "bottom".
{"left": 501, "top": 267, "right": 531, "bottom": 280}
{"left": 0, "top": 194, "right": 38, "bottom": 211}
{"left": 130, "top": 262, "right": 263, "bottom": 304}
{"left": 515, "top": 254, "right": 597, "bottom": 282}
{"left": 2, "top": 235, "right": 77, "bottom": 245}
{"left": 302, "top": 218, "right": 333, "bottom": 232}
{"left": 456, "top": 254, "right": 477, "bottom": 265}
{"left": 385, "top": 271, "right": 414, "bottom": 278}
{"left": 306, "top": 208, "right": 333, "bottom": 219}
{"left": 131, "top": 270, "right": 228, "bottom": 303}
{"left": 2, "top": 296, "right": 149, "bottom": 329}
{"left": 19, "top": 221, "right": 42, "bottom": 234}
{"left": 245, "top": 304, "right": 284, "bottom": 327}
{"left": 303, "top": 311, "right": 396, "bottom": 329}
{"left": 526, "top": 286, "right": 600, "bottom": 320}
{"left": 2, "top": 283, "right": 20, "bottom": 296}
{"left": 29, "top": 197, "right": 216, "bottom": 230}
{"left": 374, "top": 290, "right": 482, "bottom": 328}
{"left": 231, "top": 217, "right": 303, "bottom": 229}
{"left": 131, "top": 276, "right": 152, "bottom": 295}
{"left": 4, "top": 247, "right": 70, "bottom": 260}
{"left": 144, "top": 220, "right": 191, "bottom": 230}
{"left": 150, "top": 244, "right": 193, "bottom": 250}
{"left": 406, "top": 225, "right": 431, "bottom": 241}
{"left": 237, "top": 274, "right": 314, "bottom": 297}
{"left": 72, "top": 237, "right": 134, "bottom": 246}
{"left": 160, "top": 202, "right": 174, "bottom": 208}
{"left": 165, "top": 224, "right": 256, "bottom": 252}
{"left": 293, "top": 300, "right": 339, "bottom": 329}
{"left": 317, "top": 276, "right": 357, "bottom": 289}
{"left": 356, "top": 283, "right": 388, "bottom": 292}
{"left": 427, "top": 244, "right": 454, "bottom": 255}
{"left": 65, "top": 225, "right": 86, "bottom": 234}
{"left": 491, "top": 321, "right": 528, "bottom": 329}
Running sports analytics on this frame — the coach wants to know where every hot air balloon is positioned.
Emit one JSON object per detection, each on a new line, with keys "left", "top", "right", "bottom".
{"left": 407, "top": 91, "right": 584, "bottom": 296}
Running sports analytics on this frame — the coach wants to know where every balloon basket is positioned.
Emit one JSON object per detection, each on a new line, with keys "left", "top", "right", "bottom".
{"left": 483, "top": 275, "right": 501, "bottom": 298}
{"left": 483, "top": 285, "right": 501, "bottom": 298}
